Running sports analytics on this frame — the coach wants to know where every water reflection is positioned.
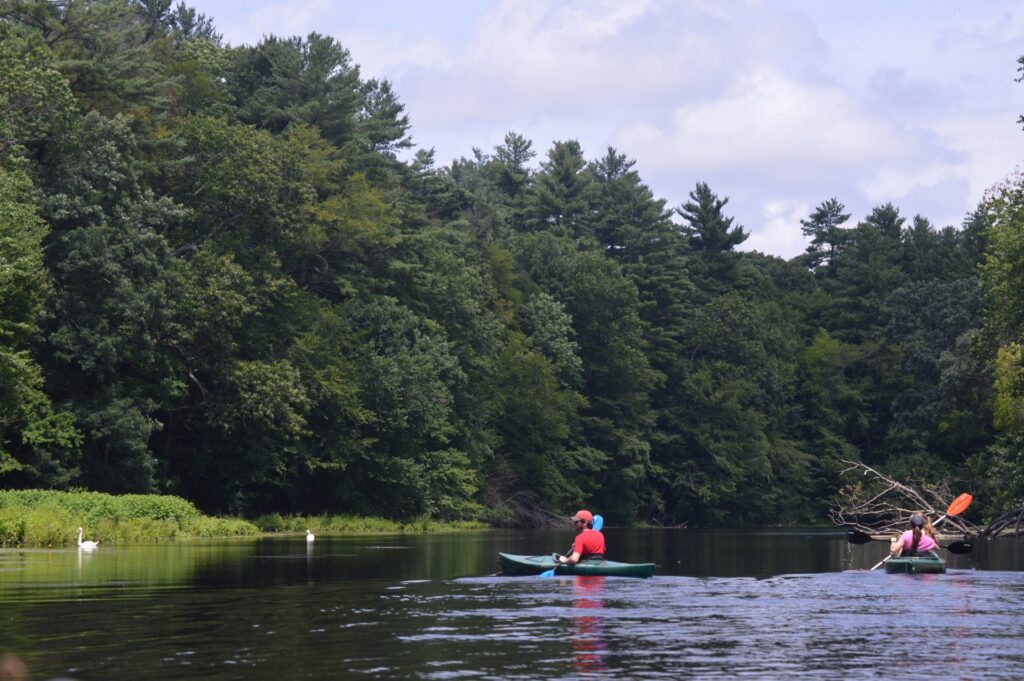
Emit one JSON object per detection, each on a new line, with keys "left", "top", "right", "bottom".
{"left": 569, "top": 576, "right": 607, "bottom": 675}
{"left": 0, "top": 532, "right": 1023, "bottom": 679}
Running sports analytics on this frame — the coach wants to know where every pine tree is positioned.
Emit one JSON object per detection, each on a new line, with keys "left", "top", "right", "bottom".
{"left": 523, "top": 140, "right": 593, "bottom": 239}
{"left": 799, "top": 198, "right": 851, "bottom": 276}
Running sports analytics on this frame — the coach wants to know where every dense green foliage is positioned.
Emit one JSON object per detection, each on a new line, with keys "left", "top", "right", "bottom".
{"left": 0, "top": 489, "right": 257, "bottom": 544}
{"left": 0, "top": 1, "right": 1021, "bottom": 525}
{"left": 253, "top": 513, "right": 486, "bottom": 534}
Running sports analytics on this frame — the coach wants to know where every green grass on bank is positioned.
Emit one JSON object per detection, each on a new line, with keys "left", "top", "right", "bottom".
{"left": 0, "top": 490, "right": 486, "bottom": 546}
{"left": 253, "top": 513, "right": 487, "bottom": 534}
{"left": 0, "top": 490, "right": 258, "bottom": 545}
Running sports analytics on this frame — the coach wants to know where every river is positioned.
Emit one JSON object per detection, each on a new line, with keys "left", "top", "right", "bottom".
{"left": 1, "top": 528, "right": 1023, "bottom": 679}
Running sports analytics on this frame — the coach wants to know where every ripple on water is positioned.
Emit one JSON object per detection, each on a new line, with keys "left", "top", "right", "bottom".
{"left": 5, "top": 540, "right": 1024, "bottom": 680}
{"left": 377, "top": 571, "right": 1024, "bottom": 679}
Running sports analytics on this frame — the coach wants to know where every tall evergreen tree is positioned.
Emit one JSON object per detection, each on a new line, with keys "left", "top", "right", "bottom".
{"left": 823, "top": 203, "right": 907, "bottom": 343}
{"left": 493, "top": 131, "right": 534, "bottom": 199}
{"left": 523, "top": 140, "right": 593, "bottom": 240}
{"left": 676, "top": 182, "right": 750, "bottom": 299}
{"left": 677, "top": 182, "right": 749, "bottom": 254}
{"left": 226, "top": 33, "right": 361, "bottom": 147}
{"left": 799, "top": 198, "right": 851, "bottom": 275}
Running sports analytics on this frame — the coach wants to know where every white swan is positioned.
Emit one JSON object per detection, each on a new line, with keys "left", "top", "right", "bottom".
{"left": 306, "top": 529, "right": 315, "bottom": 542}
{"left": 76, "top": 527, "right": 99, "bottom": 550}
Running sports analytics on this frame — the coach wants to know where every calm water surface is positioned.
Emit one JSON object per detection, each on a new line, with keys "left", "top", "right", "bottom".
{"left": 2, "top": 529, "right": 1024, "bottom": 679}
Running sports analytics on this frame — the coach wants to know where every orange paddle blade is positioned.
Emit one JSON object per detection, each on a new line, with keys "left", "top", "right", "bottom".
{"left": 946, "top": 492, "right": 972, "bottom": 517}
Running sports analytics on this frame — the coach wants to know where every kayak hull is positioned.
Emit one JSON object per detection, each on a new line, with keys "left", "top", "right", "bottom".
{"left": 498, "top": 552, "right": 655, "bottom": 578}
{"left": 885, "top": 552, "right": 946, "bottom": 574}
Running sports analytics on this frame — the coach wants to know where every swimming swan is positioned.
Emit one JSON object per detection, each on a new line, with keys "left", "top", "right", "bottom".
{"left": 306, "top": 529, "right": 315, "bottom": 542}
{"left": 76, "top": 527, "right": 99, "bottom": 550}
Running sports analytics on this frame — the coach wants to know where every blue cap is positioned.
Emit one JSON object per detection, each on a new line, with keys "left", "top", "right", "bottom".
{"left": 909, "top": 514, "right": 925, "bottom": 527}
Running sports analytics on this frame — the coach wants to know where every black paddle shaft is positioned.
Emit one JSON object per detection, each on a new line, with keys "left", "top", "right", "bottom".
{"left": 845, "top": 529, "right": 973, "bottom": 554}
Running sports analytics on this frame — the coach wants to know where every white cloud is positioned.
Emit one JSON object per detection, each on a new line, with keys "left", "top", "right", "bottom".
{"left": 861, "top": 165, "right": 961, "bottom": 204}
{"left": 743, "top": 199, "right": 811, "bottom": 259}
{"left": 931, "top": 113, "right": 1024, "bottom": 199}
{"left": 615, "top": 67, "right": 912, "bottom": 175}
{"left": 393, "top": 0, "right": 827, "bottom": 125}
{"left": 215, "top": 0, "right": 332, "bottom": 45}
{"left": 342, "top": 31, "right": 454, "bottom": 77}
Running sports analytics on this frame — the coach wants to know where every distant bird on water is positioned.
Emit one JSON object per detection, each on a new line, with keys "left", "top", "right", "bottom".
{"left": 76, "top": 527, "right": 99, "bottom": 550}
{"left": 306, "top": 529, "right": 315, "bottom": 543}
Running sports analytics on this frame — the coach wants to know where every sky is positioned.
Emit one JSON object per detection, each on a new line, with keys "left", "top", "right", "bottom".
{"left": 187, "top": 0, "right": 1024, "bottom": 258}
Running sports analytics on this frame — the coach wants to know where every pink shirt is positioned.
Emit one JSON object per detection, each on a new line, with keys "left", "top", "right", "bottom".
{"left": 900, "top": 530, "right": 937, "bottom": 552}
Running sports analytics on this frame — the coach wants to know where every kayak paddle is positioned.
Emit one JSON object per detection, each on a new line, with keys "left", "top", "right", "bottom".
{"left": 846, "top": 529, "right": 973, "bottom": 554}
{"left": 869, "top": 493, "right": 973, "bottom": 571}
{"left": 539, "top": 514, "right": 605, "bottom": 577}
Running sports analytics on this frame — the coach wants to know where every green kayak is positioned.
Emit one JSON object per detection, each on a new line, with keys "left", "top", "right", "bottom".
{"left": 885, "top": 552, "right": 946, "bottom": 574}
{"left": 498, "top": 552, "right": 655, "bottom": 578}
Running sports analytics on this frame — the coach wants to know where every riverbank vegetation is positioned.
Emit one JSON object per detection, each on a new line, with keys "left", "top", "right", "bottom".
{"left": 1, "top": 3, "right": 1023, "bottom": 526}
{"left": 252, "top": 513, "right": 486, "bottom": 534}
{"left": 0, "top": 490, "right": 258, "bottom": 544}
{"left": 0, "top": 490, "right": 485, "bottom": 545}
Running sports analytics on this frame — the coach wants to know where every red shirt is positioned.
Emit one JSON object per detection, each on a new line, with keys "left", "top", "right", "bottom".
{"left": 572, "top": 529, "right": 606, "bottom": 559}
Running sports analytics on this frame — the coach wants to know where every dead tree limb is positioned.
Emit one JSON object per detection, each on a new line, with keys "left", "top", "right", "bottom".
{"left": 980, "top": 506, "right": 1024, "bottom": 538}
{"left": 484, "top": 490, "right": 571, "bottom": 528}
{"left": 829, "top": 458, "right": 978, "bottom": 536}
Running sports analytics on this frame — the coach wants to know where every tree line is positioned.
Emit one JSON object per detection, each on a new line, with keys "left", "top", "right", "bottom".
{"left": 1, "top": 0, "right": 1022, "bottom": 525}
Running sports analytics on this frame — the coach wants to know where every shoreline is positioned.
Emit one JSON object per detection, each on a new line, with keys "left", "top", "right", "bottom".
{"left": 0, "top": 489, "right": 488, "bottom": 546}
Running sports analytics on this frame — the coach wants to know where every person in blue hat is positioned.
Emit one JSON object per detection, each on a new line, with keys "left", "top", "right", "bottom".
{"left": 889, "top": 512, "right": 938, "bottom": 557}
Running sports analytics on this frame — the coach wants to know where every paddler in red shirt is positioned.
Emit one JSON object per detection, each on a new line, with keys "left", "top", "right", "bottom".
{"left": 555, "top": 510, "right": 606, "bottom": 565}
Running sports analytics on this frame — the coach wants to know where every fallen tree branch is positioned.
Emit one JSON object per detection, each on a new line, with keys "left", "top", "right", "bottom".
{"left": 980, "top": 506, "right": 1024, "bottom": 538}
{"left": 484, "top": 489, "right": 571, "bottom": 528}
{"left": 829, "top": 458, "right": 978, "bottom": 536}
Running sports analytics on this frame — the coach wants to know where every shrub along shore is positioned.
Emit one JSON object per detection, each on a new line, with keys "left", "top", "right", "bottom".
{"left": 0, "top": 491, "right": 486, "bottom": 546}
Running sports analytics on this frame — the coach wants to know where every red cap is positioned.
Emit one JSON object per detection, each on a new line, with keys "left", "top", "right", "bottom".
{"left": 571, "top": 510, "right": 593, "bottom": 523}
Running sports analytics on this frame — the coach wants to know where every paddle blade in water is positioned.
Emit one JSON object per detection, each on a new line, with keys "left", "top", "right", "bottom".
{"left": 946, "top": 493, "right": 972, "bottom": 517}
{"left": 846, "top": 530, "right": 874, "bottom": 545}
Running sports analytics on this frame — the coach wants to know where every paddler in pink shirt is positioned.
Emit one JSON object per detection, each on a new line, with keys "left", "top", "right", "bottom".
{"left": 889, "top": 512, "right": 938, "bottom": 557}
